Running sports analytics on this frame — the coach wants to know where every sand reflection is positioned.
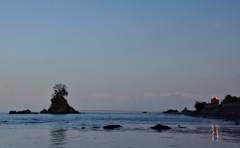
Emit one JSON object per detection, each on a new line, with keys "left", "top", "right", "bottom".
{"left": 50, "top": 129, "right": 68, "bottom": 148}
{"left": 211, "top": 125, "right": 219, "bottom": 142}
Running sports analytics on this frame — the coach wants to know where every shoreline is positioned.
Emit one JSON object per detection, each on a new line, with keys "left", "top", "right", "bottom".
{"left": 163, "top": 110, "right": 240, "bottom": 123}
{"left": 185, "top": 111, "right": 240, "bottom": 123}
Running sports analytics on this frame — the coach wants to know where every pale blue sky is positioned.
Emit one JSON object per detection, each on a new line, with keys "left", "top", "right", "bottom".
{"left": 0, "top": 0, "right": 240, "bottom": 112}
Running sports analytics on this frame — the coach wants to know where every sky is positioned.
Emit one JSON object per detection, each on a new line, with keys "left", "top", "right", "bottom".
{"left": 0, "top": 0, "right": 240, "bottom": 112}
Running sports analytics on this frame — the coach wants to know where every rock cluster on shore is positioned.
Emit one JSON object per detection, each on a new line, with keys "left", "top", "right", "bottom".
{"left": 86, "top": 124, "right": 172, "bottom": 131}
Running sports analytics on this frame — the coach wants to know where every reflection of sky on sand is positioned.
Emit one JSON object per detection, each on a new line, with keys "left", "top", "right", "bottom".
{"left": 170, "top": 124, "right": 240, "bottom": 145}
{"left": 50, "top": 129, "right": 68, "bottom": 148}
{"left": 0, "top": 126, "right": 240, "bottom": 148}
{"left": 46, "top": 125, "right": 240, "bottom": 147}
{"left": 221, "top": 126, "right": 240, "bottom": 144}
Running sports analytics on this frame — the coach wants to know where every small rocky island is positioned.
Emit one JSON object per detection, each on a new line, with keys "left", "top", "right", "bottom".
{"left": 41, "top": 84, "right": 79, "bottom": 114}
{"left": 10, "top": 84, "right": 79, "bottom": 114}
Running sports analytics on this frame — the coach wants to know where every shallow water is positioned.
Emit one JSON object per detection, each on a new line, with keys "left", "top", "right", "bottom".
{"left": 0, "top": 111, "right": 240, "bottom": 148}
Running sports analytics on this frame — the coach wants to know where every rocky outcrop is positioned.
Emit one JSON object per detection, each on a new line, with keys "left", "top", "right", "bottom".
{"left": 40, "top": 109, "right": 48, "bottom": 114}
{"left": 163, "top": 109, "right": 179, "bottom": 114}
{"left": 151, "top": 124, "right": 171, "bottom": 130}
{"left": 103, "top": 125, "right": 122, "bottom": 129}
{"left": 181, "top": 107, "right": 191, "bottom": 113}
{"left": 18, "top": 109, "right": 31, "bottom": 114}
{"left": 9, "top": 109, "right": 33, "bottom": 114}
{"left": 9, "top": 110, "right": 17, "bottom": 114}
{"left": 47, "top": 95, "right": 79, "bottom": 114}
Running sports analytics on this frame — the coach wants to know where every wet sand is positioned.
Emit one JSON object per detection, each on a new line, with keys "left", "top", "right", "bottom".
{"left": 0, "top": 126, "right": 240, "bottom": 148}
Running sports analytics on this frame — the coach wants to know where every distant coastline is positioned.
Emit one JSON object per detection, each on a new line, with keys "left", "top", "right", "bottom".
{"left": 163, "top": 95, "right": 240, "bottom": 123}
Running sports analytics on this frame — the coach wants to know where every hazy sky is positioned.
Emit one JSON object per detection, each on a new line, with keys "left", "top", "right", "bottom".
{"left": 1, "top": 0, "right": 240, "bottom": 112}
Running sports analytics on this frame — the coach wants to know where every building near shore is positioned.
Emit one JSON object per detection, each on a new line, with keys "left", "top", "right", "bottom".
{"left": 199, "top": 95, "right": 240, "bottom": 115}
{"left": 201, "top": 97, "right": 219, "bottom": 113}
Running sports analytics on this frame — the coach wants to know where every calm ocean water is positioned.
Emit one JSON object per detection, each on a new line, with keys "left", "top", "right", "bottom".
{"left": 0, "top": 111, "right": 240, "bottom": 148}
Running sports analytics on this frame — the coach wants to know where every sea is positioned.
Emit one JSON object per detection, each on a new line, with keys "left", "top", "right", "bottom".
{"left": 0, "top": 111, "right": 240, "bottom": 148}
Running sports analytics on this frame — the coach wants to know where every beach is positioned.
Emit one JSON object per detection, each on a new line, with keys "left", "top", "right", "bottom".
{"left": 1, "top": 126, "right": 240, "bottom": 148}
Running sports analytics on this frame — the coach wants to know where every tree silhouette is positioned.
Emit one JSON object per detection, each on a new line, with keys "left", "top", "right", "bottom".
{"left": 194, "top": 101, "right": 206, "bottom": 111}
{"left": 52, "top": 83, "right": 68, "bottom": 98}
{"left": 225, "top": 94, "right": 232, "bottom": 101}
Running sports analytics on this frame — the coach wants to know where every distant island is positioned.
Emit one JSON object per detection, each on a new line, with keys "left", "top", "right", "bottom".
{"left": 9, "top": 84, "right": 79, "bottom": 114}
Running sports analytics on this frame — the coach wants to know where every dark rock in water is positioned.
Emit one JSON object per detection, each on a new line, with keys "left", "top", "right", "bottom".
{"left": 151, "top": 124, "right": 171, "bottom": 130}
{"left": 103, "top": 125, "right": 123, "bottom": 129}
{"left": 82, "top": 127, "right": 86, "bottom": 129}
{"left": 9, "top": 109, "right": 32, "bottom": 114}
{"left": 178, "top": 125, "right": 186, "bottom": 128}
{"left": 163, "top": 109, "right": 179, "bottom": 114}
{"left": 47, "top": 95, "right": 79, "bottom": 114}
{"left": 142, "top": 111, "right": 147, "bottom": 113}
{"left": 9, "top": 110, "right": 33, "bottom": 114}
{"left": 92, "top": 126, "right": 100, "bottom": 129}
{"left": 9, "top": 110, "right": 17, "bottom": 114}
{"left": 40, "top": 109, "right": 48, "bottom": 114}
{"left": 181, "top": 107, "right": 191, "bottom": 113}
{"left": 17, "top": 109, "right": 32, "bottom": 114}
